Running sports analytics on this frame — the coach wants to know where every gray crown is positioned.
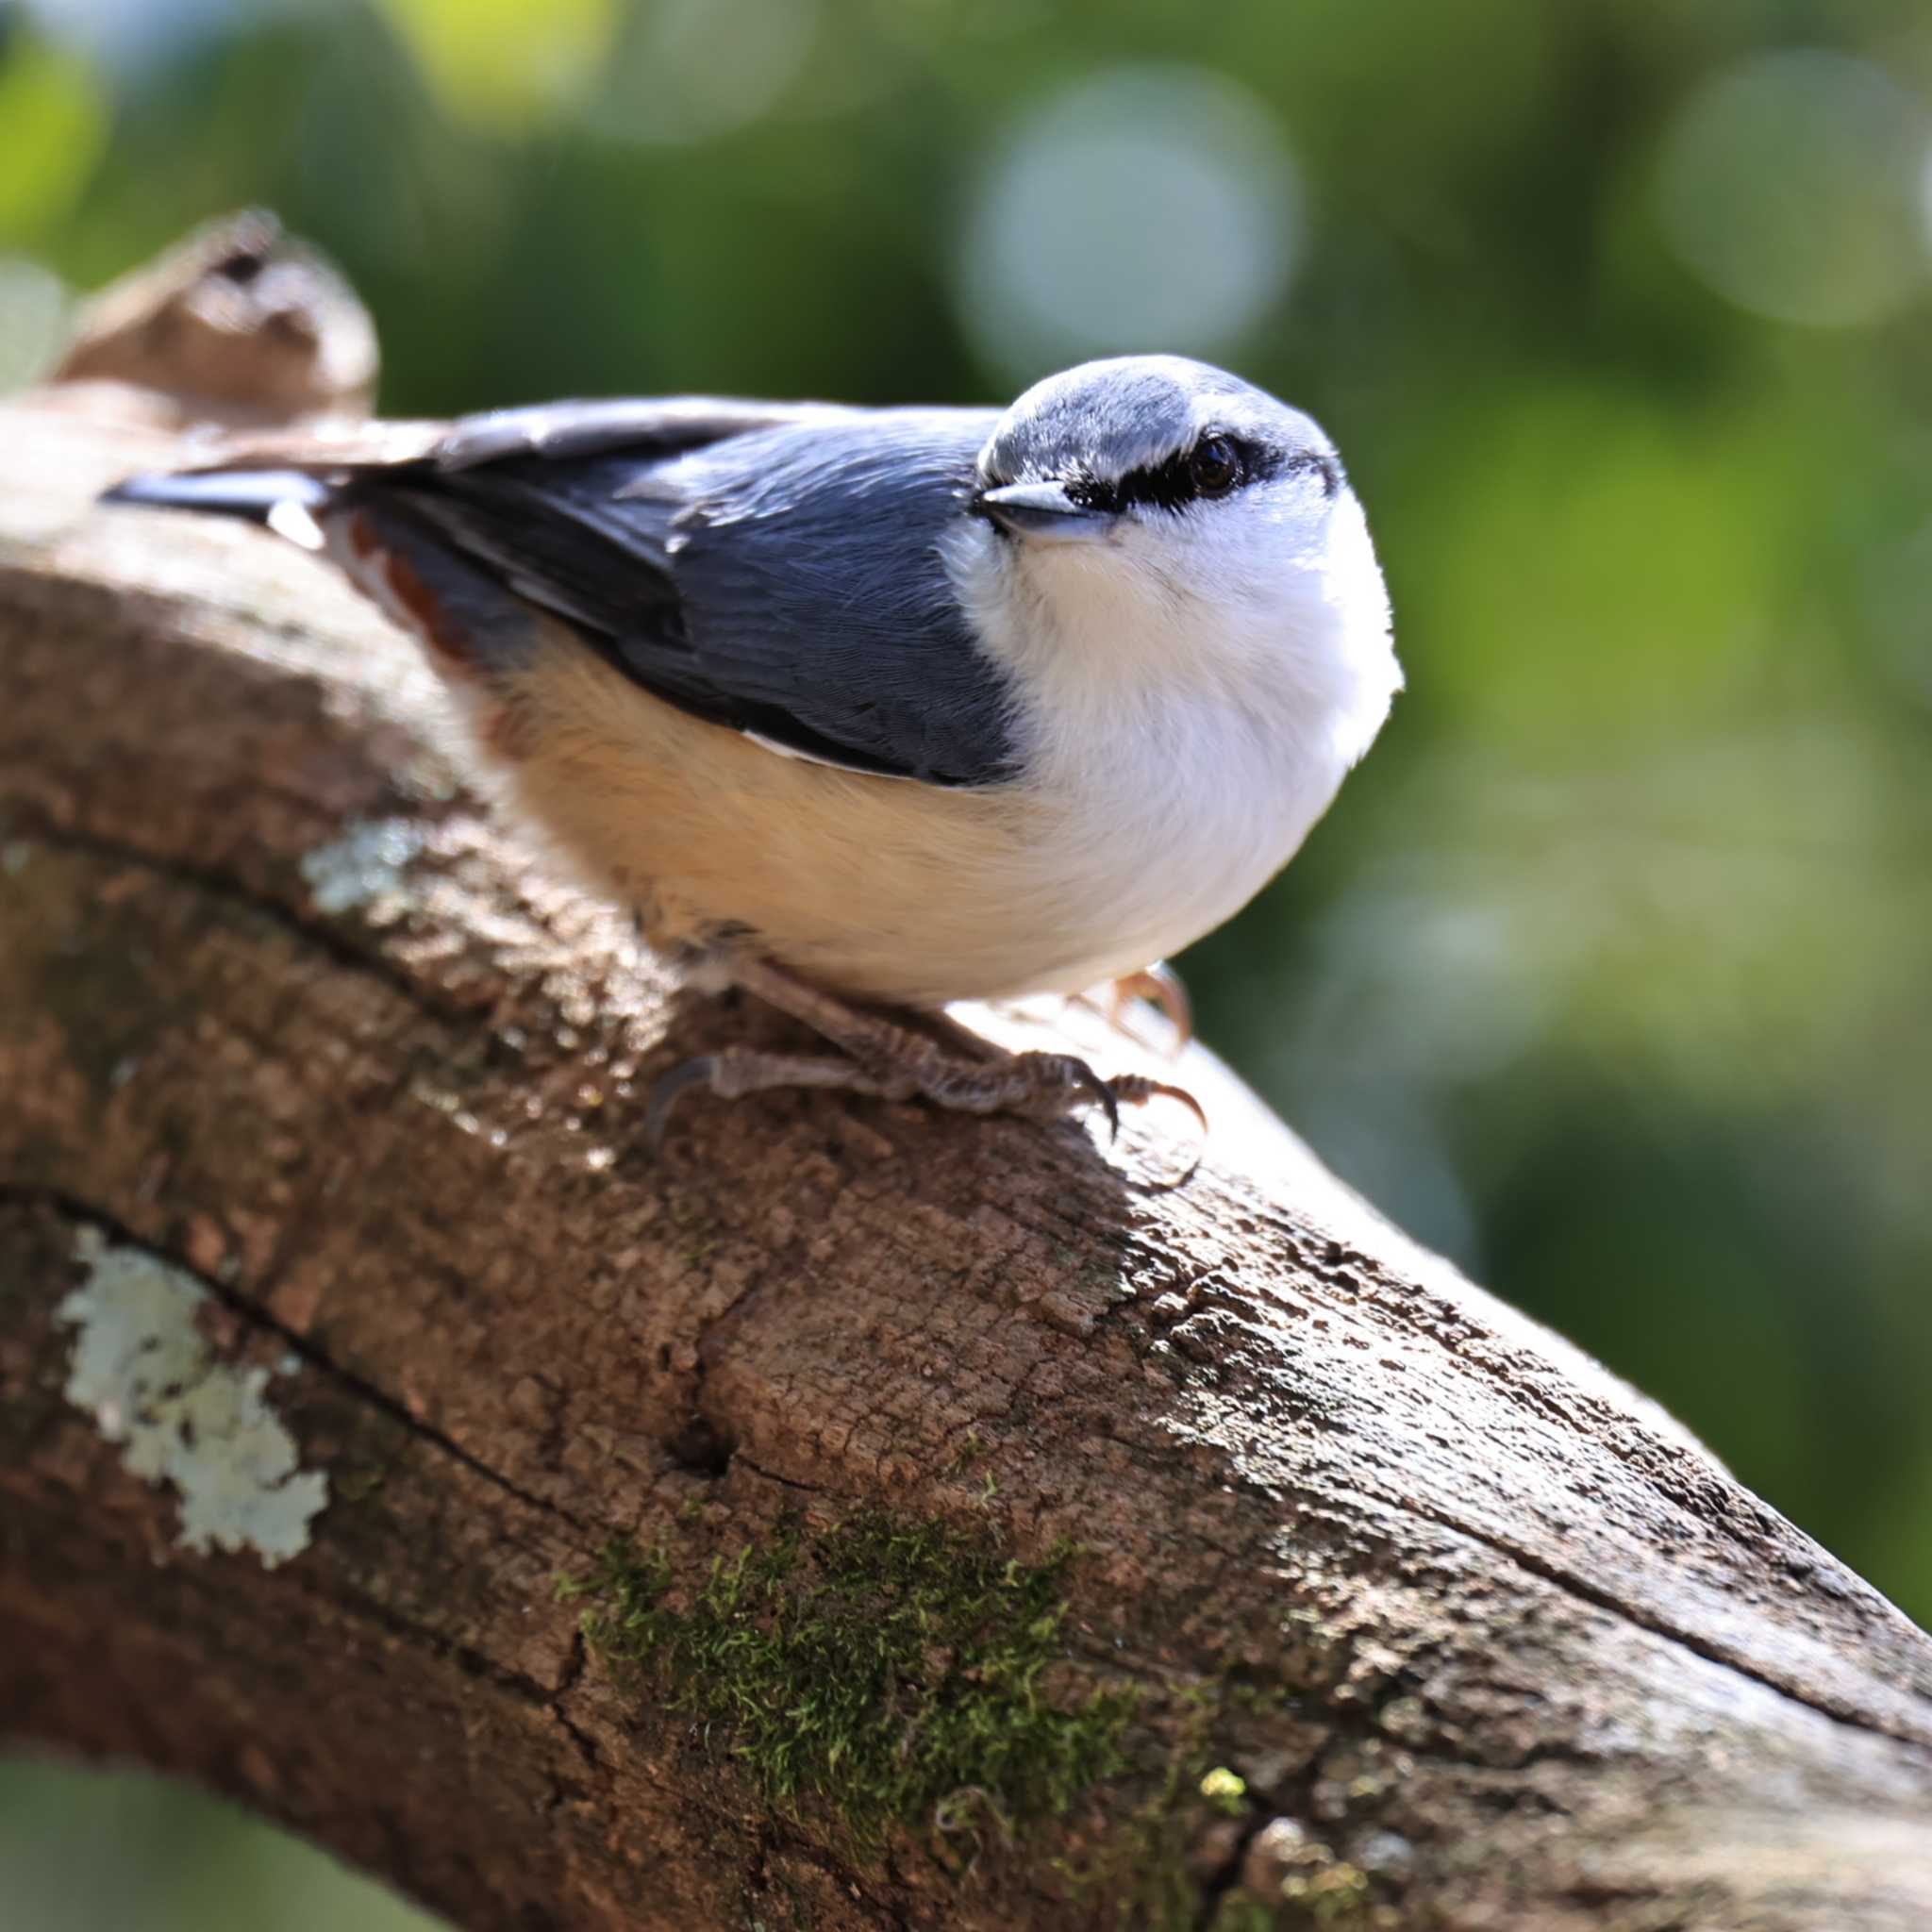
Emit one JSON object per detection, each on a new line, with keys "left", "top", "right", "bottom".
{"left": 979, "top": 355, "right": 1331, "bottom": 488}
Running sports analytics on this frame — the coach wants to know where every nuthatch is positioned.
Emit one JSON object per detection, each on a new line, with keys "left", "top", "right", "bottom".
{"left": 106, "top": 355, "right": 1401, "bottom": 1140}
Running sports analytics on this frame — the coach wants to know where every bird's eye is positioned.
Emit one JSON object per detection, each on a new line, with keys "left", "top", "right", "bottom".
{"left": 1190, "top": 435, "right": 1242, "bottom": 498}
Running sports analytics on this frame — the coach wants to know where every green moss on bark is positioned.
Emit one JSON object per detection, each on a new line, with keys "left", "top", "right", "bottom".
{"left": 560, "top": 1509, "right": 1136, "bottom": 1856}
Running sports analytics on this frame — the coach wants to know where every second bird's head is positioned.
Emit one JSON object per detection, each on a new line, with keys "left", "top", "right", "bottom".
{"left": 955, "top": 355, "right": 1397, "bottom": 741}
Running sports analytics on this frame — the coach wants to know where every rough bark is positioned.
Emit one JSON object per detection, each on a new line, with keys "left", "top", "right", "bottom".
{"left": 2, "top": 398, "right": 1930, "bottom": 1932}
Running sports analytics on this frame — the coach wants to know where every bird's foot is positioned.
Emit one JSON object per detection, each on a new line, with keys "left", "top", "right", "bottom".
{"left": 645, "top": 1041, "right": 1153, "bottom": 1145}
{"left": 645, "top": 1048, "right": 915, "bottom": 1144}
{"left": 645, "top": 956, "right": 1206, "bottom": 1148}
{"left": 1097, "top": 960, "right": 1192, "bottom": 1054}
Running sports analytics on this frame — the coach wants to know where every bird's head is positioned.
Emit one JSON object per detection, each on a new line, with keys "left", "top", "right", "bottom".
{"left": 976, "top": 353, "right": 1340, "bottom": 540}
{"left": 958, "top": 354, "right": 1398, "bottom": 765}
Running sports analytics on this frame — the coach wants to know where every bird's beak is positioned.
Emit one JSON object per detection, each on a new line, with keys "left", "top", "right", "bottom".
{"left": 974, "top": 480, "right": 1112, "bottom": 542}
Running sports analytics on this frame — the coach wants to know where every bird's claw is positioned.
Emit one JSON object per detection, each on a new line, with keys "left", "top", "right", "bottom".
{"left": 1066, "top": 1058, "right": 1122, "bottom": 1140}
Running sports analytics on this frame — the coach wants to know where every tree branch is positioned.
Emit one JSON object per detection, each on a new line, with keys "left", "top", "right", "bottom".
{"left": 3, "top": 396, "right": 1929, "bottom": 1931}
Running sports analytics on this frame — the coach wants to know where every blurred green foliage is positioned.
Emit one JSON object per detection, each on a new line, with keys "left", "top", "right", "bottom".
{"left": 0, "top": 1760, "right": 429, "bottom": 1932}
{"left": 0, "top": 31, "right": 104, "bottom": 236}
{"left": 3, "top": 0, "right": 1929, "bottom": 1922}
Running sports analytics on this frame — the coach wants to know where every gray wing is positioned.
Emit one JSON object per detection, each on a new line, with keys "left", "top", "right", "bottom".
{"left": 346, "top": 402, "right": 1016, "bottom": 787}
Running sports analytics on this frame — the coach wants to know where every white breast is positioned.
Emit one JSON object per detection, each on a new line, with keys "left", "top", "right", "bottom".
{"left": 940, "top": 487, "right": 1400, "bottom": 995}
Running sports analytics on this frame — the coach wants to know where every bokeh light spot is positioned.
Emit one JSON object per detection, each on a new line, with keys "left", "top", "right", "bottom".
{"left": 24, "top": 0, "right": 300, "bottom": 81}
{"left": 957, "top": 65, "right": 1301, "bottom": 382}
{"left": 375, "top": 0, "right": 617, "bottom": 132}
{"left": 588, "top": 0, "right": 820, "bottom": 146}
{"left": 0, "top": 257, "right": 69, "bottom": 391}
{"left": 1655, "top": 50, "right": 1932, "bottom": 329}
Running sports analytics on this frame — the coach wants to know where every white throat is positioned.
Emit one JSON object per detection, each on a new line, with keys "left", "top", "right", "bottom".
{"left": 941, "top": 490, "right": 1400, "bottom": 991}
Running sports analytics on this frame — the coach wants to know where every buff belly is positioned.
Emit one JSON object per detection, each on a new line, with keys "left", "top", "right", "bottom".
{"left": 483, "top": 639, "right": 1124, "bottom": 1008}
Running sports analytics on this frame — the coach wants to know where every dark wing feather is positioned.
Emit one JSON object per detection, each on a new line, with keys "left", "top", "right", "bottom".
{"left": 654, "top": 412, "right": 1013, "bottom": 786}
{"left": 344, "top": 403, "right": 1014, "bottom": 787}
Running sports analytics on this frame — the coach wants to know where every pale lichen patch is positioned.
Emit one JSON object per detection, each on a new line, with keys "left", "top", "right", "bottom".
{"left": 58, "top": 1228, "right": 328, "bottom": 1567}
{"left": 299, "top": 815, "right": 424, "bottom": 916}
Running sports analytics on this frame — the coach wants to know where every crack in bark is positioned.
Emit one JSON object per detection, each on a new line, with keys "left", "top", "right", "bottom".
{"left": 2, "top": 1470, "right": 581, "bottom": 1772}
{"left": 552, "top": 1624, "right": 590, "bottom": 1704}
{"left": 1079, "top": 1218, "right": 1932, "bottom": 1755}
{"left": 312, "top": 1567, "right": 563, "bottom": 1709}
{"left": 1266, "top": 1202, "right": 1850, "bottom": 1585}
{"left": 8, "top": 812, "right": 479, "bottom": 1031}
{"left": 1387, "top": 1491, "right": 1932, "bottom": 1748}
{"left": 0, "top": 1183, "right": 591, "bottom": 1536}
{"left": 735, "top": 1455, "right": 826, "bottom": 1496}
{"left": 1077, "top": 1404, "right": 1932, "bottom": 1757}
{"left": 547, "top": 1627, "right": 611, "bottom": 1792}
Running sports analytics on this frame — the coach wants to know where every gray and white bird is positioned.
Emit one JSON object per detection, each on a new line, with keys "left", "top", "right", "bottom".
{"left": 106, "top": 354, "right": 1401, "bottom": 1137}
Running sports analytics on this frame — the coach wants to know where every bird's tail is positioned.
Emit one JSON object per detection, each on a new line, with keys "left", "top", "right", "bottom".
{"left": 100, "top": 468, "right": 331, "bottom": 526}
{"left": 105, "top": 463, "right": 545, "bottom": 676}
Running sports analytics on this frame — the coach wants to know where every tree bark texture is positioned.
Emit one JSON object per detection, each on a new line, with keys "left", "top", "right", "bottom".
{"left": 3, "top": 400, "right": 1930, "bottom": 1932}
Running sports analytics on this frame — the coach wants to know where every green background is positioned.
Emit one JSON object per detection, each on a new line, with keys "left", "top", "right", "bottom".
{"left": 3, "top": 0, "right": 1928, "bottom": 1923}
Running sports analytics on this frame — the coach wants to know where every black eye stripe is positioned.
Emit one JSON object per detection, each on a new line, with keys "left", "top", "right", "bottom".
{"left": 1062, "top": 437, "right": 1338, "bottom": 514}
